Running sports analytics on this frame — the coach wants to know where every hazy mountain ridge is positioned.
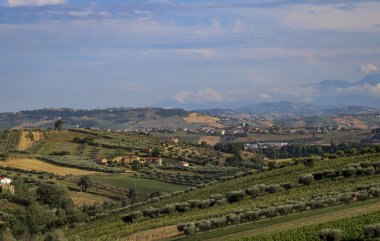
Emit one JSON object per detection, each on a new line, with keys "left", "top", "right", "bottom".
{"left": 0, "top": 103, "right": 379, "bottom": 130}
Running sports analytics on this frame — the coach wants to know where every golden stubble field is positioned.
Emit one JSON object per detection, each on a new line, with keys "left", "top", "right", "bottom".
{"left": 0, "top": 158, "right": 99, "bottom": 175}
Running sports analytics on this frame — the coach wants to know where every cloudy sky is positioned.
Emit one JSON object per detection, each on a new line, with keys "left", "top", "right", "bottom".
{"left": 0, "top": 0, "right": 380, "bottom": 111}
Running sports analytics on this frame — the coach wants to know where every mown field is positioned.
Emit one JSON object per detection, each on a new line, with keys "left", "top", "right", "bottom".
{"left": 0, "top": 158, "right": 99, "bottom": 175}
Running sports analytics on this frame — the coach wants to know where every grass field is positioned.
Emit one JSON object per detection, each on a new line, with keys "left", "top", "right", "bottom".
{"left": 198, "top": 136, "right": 221, "bottom": 145}
{"left": 17, "top": 131, "right": 43, "bottom": 151}
{"left": 70, "top": 191, "right": 114, "bottom": 206}
{"left": 183, "top": 113, "right": 224, "bottom": 128}
{"left": 0, "top": 158, "right": 99, "bottom": 175}
{"left": 91, "top": 174, "right": 190, "bottom": 197}
{"left": 123, "top": 225, "right": 180, "bottom": 241}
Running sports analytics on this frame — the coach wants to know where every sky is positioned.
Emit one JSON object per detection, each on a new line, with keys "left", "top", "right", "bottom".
{"left": 0, "top": 0, "right": 380, "bottom": 111}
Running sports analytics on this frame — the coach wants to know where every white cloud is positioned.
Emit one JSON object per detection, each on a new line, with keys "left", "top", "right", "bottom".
{"left": 177, "top": 48, "right": 215, "bottom": 60}
{"left": 174, "top": 88, "right": 223, "bottom": 103}
{"left": 361, "top": 64, "right": 378, "bottom": 74}
{"left": 69, "top": 11, "right": 93, "bottom": 18}
{"left": 275, "top": 2, "right": 380, "bottom": 31}
{"left": 197, "top": 88, "right": 223, "bottom": 102}
{"left": 337, "top": 84, "right": 380, "bottom": 97}
{"left": 260, "top": 93, "right": 272, "bottom": 100}
{"left": 8, "top": 0, "right": 66, "bottom": 7}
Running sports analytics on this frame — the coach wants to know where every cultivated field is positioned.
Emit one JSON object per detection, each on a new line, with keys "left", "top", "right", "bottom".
{"left": 70, "top": 191, "right": 114, "bottom": 206}
{"left": 198, "top": 136, "right": 221, "bottom": 145}
{"left": 184, "top": 113, "right": 224, "bottom": 128}
{"left": 0, "top": 158, "right": 99, "bottom": 175}
{"left": 17, "top": 131, "right": 44, "bottom": 151}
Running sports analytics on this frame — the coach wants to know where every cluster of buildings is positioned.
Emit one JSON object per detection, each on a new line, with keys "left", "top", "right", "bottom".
{"left": 244, "top": 142, "right": 288, "bottom": 150}
{"left": 0, "top": 176, "right": 14, "bottom": 195}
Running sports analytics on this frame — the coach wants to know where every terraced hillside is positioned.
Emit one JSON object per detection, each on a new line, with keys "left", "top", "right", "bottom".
{"left": 64, "top": 153, "right": 380, "bottom": 241}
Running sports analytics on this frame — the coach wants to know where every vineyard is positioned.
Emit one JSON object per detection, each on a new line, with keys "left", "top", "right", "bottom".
{"left": 64, "top": 153, "right": 380, "bottom": 240}
{"left": 242, "top": 210, "right": 380, "bottom": 241}
{"left": 1, "top": 127, "right": 380, "bottom": 241}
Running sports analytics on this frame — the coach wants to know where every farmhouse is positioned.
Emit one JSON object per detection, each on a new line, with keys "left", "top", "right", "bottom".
{"left": 146, "top": 157, "right": 163, "bottom": 166}
{"left": 176, "top": 161, "right": 189, "bottom": 169}
{"left": 0, "top": 176, "right": 14, "bottom": 195}
{"left": 122, "top": 155, "right": 142, "bottom": 164}
{"left": 168, "top": 137, "right": 179, "bottom": 143}
{"left": 94, "top": 157, "right": 108, "bottom": 165}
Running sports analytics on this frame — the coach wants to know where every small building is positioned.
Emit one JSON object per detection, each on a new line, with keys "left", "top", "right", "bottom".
{"left": 94, "top": 157, "right": 108, "bottom": 165}
{"left": 0, "top": 176, "right": 14, "bottom": 195}
{"left": 122, "top": 155, "right": 141, "bottom": 164}
{"left": 146, "top": 157, "right": 163, "bottom": 166}
{"left": 175, "top": 161, "right": 189, "bottom": 169}
{"left": 168, "top": 137, "right": 179, "bottom": 144}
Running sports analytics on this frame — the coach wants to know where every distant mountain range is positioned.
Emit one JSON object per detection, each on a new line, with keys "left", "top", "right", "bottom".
{"left": 312, "top": 73, "right": 380, "bottom": 90}
{"left": 198, "top": 102, "right": 379, "bottom": 118}
{"left": 0, "top": 103, "right": 379, "bottom": 130}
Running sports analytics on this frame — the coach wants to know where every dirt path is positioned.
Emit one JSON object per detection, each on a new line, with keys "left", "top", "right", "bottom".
{"left": 123, "top": 226, "right": 180, "bottom": 241}
{"left": 205, "top": 201, "right": 380, "bottom": 241}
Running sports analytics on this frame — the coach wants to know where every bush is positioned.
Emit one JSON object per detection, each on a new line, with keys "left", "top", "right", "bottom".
{"left": 122, "top": 211, "right": 142, "bottom": 223}
{"left": 342, "top": 167, "right": 356, "bottom": 178}
{"left": 44, "top": 230, "right": 68, "bottom": 241}
{"left": 319, "top": 228, "right": 343, "bottom": 241}
{"left": 226, "top": 190, "right": 246, "bottom": 203}
{"left": 142, "top": 207, "right": 159, "bottom": 218}
{"left": 299, "top": 174, "right": 314, "bottom": 186}
{"left": 265, "top": 184, "right": 282, "bottom": 194}
{"left": 245, "top": 187, "right": 261, "bottom": 198}
{"left": 183, "top": 223, "right": 196, "bottom": 236}
{"left": 356, "top": 191, "right": 369, "bottom": 201}
{"left": 303, "top": 157, "right": 319, "bottom": 167}
{"left": 161, "top": 204, "right": 176, "bottom": 215}
{"left": 363, "top": 223, "right": 380, "bottom": 239}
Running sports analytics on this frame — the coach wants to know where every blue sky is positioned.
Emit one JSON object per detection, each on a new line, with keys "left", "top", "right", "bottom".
{"left": 0, "top": 0, "right": 380, "bottom": 111}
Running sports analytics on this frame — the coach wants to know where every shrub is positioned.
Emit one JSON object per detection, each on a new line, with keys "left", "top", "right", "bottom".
{"left": 299, "top": 174, "right": 314, "bottom": 186}
{"left": 175, "top": 202, "right": 191, "bottom": 213}
{"left": 122, "top": 211, "right": 142, "bottom": 223}
{"left": 363, "top": 223, "right": 380, "bottom": 239}
{"left": 303, "top": 157, "right": 319, "bottom": 167}
{"left": 245, "top": 187, "right": 261, "bottom": 198}
{"left": 370, "top": 187, "right": 380, "bottom": 198}
{"left": 142, "top": 207, "right": 159, "bottom": 218}
{"left": 265, "top": 184, "right": 282, "bottom": 194}
{"left": 319, "top": 228, "right": 343, "bottom": 241}
{"left": 183, "top": 223, "right": 196, "bottom": 236}
{"left": 342, "top": 167, "right": 356, "bottom": 178}
{"left": 161, "top": 204, "right": 176, "bottom": 215}
{"left": 226, "top": 190, "right": 246, "bottom": 203}
{"left": 355, "top": 191, "right": 369, "bottom": 201}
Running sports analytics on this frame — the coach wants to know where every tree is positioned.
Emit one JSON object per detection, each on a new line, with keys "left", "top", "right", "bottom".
{"left": 54, "top": 119, "right": 64, "bottom": 130}
{"left": 303, "top": 157, "right": 319, "bottom": 167}
{"left": 298, "top": 174, "right": 314, "bottom": 186}
{"left": 151, "top": 147, "right": 163, "bottom": 157}
{"left": 44, "top": 230, "right": 68, "bottom": 241}
{"left": 128, "top": 188, "right": 137, "bottom": 202}
{"left": 363, "top": 224, "right": 380, "bottom": 239}
{"left": 36, "top": 184, "right": 73, "bottom": 210}
{"left": 26, "top": 204, "right": 56, "bottom": 235}
{"left": 77, "top": 176, "right": 93, "bottom": 192}
{"left": 0, "top": 228, "right": 16, "bottom": 241}
{"left": 131, "top": 160, "right": 143, "bottom": 171}
{"left": 319, "top": 229, "right": 343, "bottom": 241}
